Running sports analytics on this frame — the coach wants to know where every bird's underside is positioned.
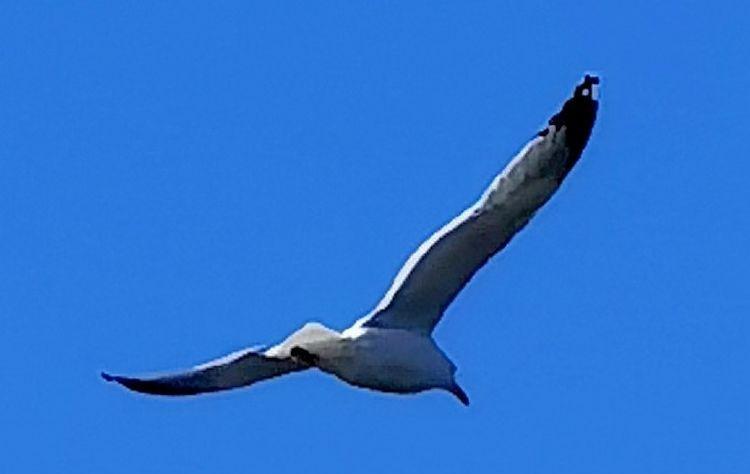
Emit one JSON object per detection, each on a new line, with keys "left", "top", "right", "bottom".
{"left": 102, "top": 75, "right": 600, "bottom": 405}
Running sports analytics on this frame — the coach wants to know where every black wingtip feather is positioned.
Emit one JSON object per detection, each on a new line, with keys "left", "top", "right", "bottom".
{"left": 542, "top": 74, "right": 600, "bottom": 177}
{"left": 576, "top": 74, "right": 600, "bottom": 96}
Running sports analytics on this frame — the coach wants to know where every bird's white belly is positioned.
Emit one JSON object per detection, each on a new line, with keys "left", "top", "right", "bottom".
{"left": 313, "top": 327, "right": 455, "bottom": 393}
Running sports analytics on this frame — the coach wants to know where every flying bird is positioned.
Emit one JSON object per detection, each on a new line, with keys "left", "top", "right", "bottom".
{"left": 102, "top": 75, "right": 600, "bottom": 405}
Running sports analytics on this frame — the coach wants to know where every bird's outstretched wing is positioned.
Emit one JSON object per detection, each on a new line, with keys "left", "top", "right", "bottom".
{"left": 102, "top": 322, "right": 338, "bottom": 396}
{"left": 359, "top": 75, "right": 599, "bottom": 335}
{"left": 102, "top": 347, "right": 305, "bottom": 396}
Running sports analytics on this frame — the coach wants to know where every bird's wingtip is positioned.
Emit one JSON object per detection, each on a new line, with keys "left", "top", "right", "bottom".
{"left": 575, "top": 73, "right": 600, "bottom": 99}
{"left": 101, "top": 371, "right": 116, "bottom": 382}
{"left": 583, "top": 73, "right": 600, "bottom": 85}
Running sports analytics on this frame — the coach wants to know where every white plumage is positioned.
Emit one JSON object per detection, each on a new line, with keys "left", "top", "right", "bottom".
{"left": 103, "top": 75, "right": 599, "bottom": 405}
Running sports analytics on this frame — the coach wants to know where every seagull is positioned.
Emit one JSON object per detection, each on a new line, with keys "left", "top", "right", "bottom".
{"left": 102, "top": 75, "right": 600, "bottom": 406}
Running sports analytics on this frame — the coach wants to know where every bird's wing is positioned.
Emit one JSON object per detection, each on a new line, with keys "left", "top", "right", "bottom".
{"left": 102, "top": 346, "right": 305, "bottom": 396}
{"left": 101, "top": 322, "right": 339, "bottom": 396}
{"left": 358, "top": 75, "right": 599, "bottom": 334}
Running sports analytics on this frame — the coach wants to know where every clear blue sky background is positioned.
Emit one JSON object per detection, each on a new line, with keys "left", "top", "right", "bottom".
{"left": 1, "top": 2, "right": 748, "bottom": 473}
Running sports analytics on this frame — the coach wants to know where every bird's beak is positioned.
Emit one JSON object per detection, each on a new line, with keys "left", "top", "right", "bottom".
{"left": 448, "top": 382, "right": 470, "bottom": 406}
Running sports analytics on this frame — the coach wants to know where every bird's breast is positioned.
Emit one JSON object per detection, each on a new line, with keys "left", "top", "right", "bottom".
{"left": 319, "top": 328, "right": 454, "bottom": 393}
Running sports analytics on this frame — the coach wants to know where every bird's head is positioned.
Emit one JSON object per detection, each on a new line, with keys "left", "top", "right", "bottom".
{"left": 446, "top": 380, "right": 470, "bottom": 406}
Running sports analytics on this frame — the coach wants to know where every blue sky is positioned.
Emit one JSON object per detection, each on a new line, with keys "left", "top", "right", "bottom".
{"left": 1, "top": 2, "right": 748, "bottom": 473}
